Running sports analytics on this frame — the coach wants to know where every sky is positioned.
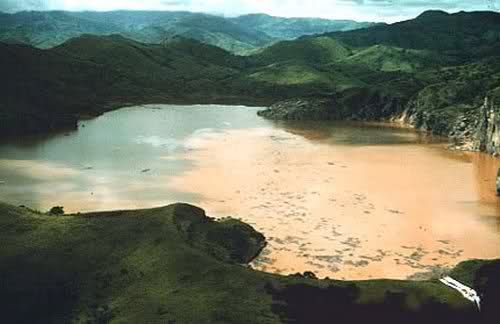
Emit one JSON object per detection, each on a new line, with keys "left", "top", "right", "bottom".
{"left": 0, "top": 0, "right": 498, "bottom": 22}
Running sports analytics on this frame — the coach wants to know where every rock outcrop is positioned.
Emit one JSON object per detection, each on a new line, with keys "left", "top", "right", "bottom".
{"left": 258, "top": 88, "right": 404, "bottom": 121}
{"left": 447, "top": 94, "right": 500, "bottom": 155}
{"left": 496, "top": 168, "right": 500, "bottom": 196}
{"left": 257, "top": 98, "right": 337, "bottom": 120}
{"left": 473, "top": 96, "right": 500, "bottom": 156}
{"left": 259, "top": 88, "right": 500, "bottom": 156}
{"left": 172, "top": 203, "right": 267, "bottom": 264}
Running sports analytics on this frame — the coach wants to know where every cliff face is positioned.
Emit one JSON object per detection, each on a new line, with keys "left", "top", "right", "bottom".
{"left": 257, "top": 89, "right": 404, "bottom": 121}
{"left": 259, "top": 90, "right": 500, "bottom": 156}
{"left": 448, "top": 95, "right": 500, "bottom": 155}
{"left": 257, "top": 98, "right": 338, "bottom": 120}
{"left": 473, "top": 96, "right": 500, "bottom": 156}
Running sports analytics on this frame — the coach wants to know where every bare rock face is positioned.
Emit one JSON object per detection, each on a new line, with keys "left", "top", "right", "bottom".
{"left": 257, "top": 98, "right": 337, "bottom": 120}
{"left": 172, "top": 203, "right": 266, "bottom": 264}
{"left": 406, "top": 92, "right": 499, "bottom": 156}
{"left": 473, "top": 96, "right": 500, "bottom": 156}
{"left": 259, "top": 89, "right": 499, "bottom": 157}
{"left": 258, "top": 90, "right": 403, "bottom": 121}
{"left": 496, "top": 168, "right": 500, "bottom": 197}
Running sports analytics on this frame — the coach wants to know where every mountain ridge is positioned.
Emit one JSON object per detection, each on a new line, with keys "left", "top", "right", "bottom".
{"left": 0, "top": 10, "right": 375, "bottom": 54}
{"left": 1, "top": 10, "right": 500, "bottom": 154}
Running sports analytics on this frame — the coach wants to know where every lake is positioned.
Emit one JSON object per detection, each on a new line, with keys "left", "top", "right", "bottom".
{"left": 0, "top": 104, "right": 499, "bottom": 280}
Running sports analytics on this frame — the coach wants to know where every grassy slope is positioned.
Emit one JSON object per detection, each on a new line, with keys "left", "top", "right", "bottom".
{"left": 400, "top": 57, "right": 500, "bottom": 134}
{"left": 2, "top": 10, "right": 500, "bottom": 144}
{"left": 327, "top": 10, "right": 500, "bottom": 60}
{"left": 53, "top": 35, "right": 244, "bottom": 85}
{"left": 0, "top": 35, "right": 268, "bottom": 136}
{"left": 341, "top": 45, "right": 450, "bottom": 73}
{"left": 1, "top": 33, "right": 372, "bottom": 137}
{"left": 0, "top": 11, "right": 272, "bottom": 54}
{"left": 2, "top": 202, "right": 493, "bottom": 324}
{"left": 0, "top": 10, "right": 376, "bottom": 55}
{"left": 0, "top": 203, "right": 277, "bottom": 324}
{"left": 0, "top": 41, "right": 126, "bottom": 135}
{"left": 0, "top": 11, "right": 119, "bottom": 48}
{"left": 231, "top": 14, "right": 377, "bottom": 40}
{"left": 254, "top": 36, "right": 351, "bottom": 65}
{"left": 250, "top": 11, "right": 500, "bottom": 144}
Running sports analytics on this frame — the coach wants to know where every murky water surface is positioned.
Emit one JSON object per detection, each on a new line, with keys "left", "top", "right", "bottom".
{"left": 1, "top": 105, "right": 498, "bottom": 279}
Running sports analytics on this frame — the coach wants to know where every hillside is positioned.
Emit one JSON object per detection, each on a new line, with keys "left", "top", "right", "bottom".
{"left": 257, "top": 53, "right": 500, "bottom": 154}
{"left": 2, "top": 10, "right": 500, "bottom": 153}
{"left": 253, "top": 10, "right": 500, "bottom": 154}
{"left": 0, "top": 36, "right": 255, "bottom": 136}
{"left": 1, "top": 202, "right": 499, "bottom": 323}
{"left": 1, "top": 34, "right": 333, "bottom": 136}
{"left": 0, "top": 10, "right": 119, "bottom": 47}
{"left": 0, "top": 41, "right": 124, "bottom": 135}
{"left": 340, "top": 45, "right": 452, "bottom": 73}
{"left": 166, "top": 14, "right": 274, "bottom": 54}
{"left": 54, "top": 34, "right": 245, "bottom": 88}
{"left": 255, "top": 36, "right": 352, "bottom": 65}
{"left": 232, "top": 13, "right": 377, "bottom": 39}
{"left": 0, "top": 10, "right": 374, "bottom": 54}
{"left": 326, "top": 10, "right": 500, "bottom": 61}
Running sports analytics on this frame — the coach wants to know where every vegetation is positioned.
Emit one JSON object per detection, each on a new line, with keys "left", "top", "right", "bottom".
{"left": 341, "top": 45, "right": 451, "bottom": 73}
{"left": 1, "top": 202, "right": 498, "bottom": 323}
{"left": 1, "top": 9, "right": 500, "bottom": 323}
{"left": 48, "top": 206, "right": 65, "bottom": 216}
{"left": 326, "top": 10, "right": 500, "bottom": 61}
{"left": 231, "top": 13, "right": 377, "bottom": 40}
{"left": 0, "top": 36, "right": 259, "bottom": 136}
{"left": 252, "top": 10, "right": 500, "bottom": 153}
{"left": 254, "top": 36, "right": 351, "bottom": 65}
{"left": 1, "top": 10, "right": 500, "bottom": 154}
{"left": 0, "top": 10, "right": 373, "bottom": 55}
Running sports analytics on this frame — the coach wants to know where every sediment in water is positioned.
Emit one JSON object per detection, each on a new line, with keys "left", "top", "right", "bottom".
{"left": 1, "top": 202, "right": 499, "bottom": 323}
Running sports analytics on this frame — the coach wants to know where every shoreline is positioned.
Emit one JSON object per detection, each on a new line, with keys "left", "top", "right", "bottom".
{"left": 5, "top": 98, "right": 498, "bottom": 158}
{"left": 1, "top": 201, "right": 498, "bottom": 323}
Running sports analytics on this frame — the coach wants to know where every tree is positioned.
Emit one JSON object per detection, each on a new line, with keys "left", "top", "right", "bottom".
{"left": 48, "top": 206, "right": 65, "bottom": 216}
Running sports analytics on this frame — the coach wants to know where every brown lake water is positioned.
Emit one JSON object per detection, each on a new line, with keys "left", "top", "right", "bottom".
{"left": 0, "top": 105, "right": 499, "bottom": 280}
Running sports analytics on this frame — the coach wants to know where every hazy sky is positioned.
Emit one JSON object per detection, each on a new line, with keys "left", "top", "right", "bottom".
{"left": 0, "top": 0, "right": 498, "bottom": 22}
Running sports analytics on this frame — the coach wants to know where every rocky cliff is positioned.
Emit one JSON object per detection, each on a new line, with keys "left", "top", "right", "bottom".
{"left": 473, "top": 95, "right": 500, "bottom": 155}
{"left": 257, "top": 88, "right": 404, "bottom": 121}
{"left": 257, "top": 98, "right": 338, "bottom": 120}
{"left": 259, "top": 89, "right": 500, "bottom": 156}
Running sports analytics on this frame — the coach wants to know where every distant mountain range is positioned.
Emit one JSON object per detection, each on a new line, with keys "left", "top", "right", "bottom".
{"left": 1, "top": 10, "right": 499, "bottom": 154}
{"left": 0, "top": 10, "right": 376, "bottom": 54}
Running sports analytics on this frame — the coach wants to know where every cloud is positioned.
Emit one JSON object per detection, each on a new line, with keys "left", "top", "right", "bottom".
{"left": 0, "top": 0, "right": 498, "bottom": 22}
{"left": 0, "top": 0, "right": 50, "bottom": 12}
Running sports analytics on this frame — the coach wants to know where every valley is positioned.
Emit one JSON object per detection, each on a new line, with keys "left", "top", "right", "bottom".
{"left": 1, "top": 10, "right": 499, "bottom": 154}
{"left": 1, "top": 6, "right": 499, "bottom": 324}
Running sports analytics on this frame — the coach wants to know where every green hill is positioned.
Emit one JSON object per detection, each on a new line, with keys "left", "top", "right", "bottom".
{"left": 1, "top": 34, "right": 333, "bottom": 136}
{"left": 232, "top": 13, "right": 377, "bottom": 39}
{"left": 0, "top": 10, "right": 274, "bottom": 54}
{"left": 402, "top": 57, "right": 500, "bottom": 135}
{"left": 0, "top": 10, "right": 375, "bottom": 54}
{"left": 0, "top": 41, "right": 125, "bottom": 135}
{"left": 0, "top": 36, "right": 255, "bottom": 136}
{"left": 170, "top": 14, "right": 274, "bottom": 54}
{"left": 54, "top": 34, "right": 244, "bottom": 87}
{"left": 340, "top": 45, "right": 451, "bottom": 73}
{"left": 0, "top": 10, "right": 120, "bottom": 48}
{"left": 255, "top": 36, "right": 351, "bottom": 65}
{"left": 2, "top": 202, "right": 497, "bottom": 323}
{"left": 326, "top": 10, "right": 500, "bottom": 60}
{"left": 2, "top": 10, "right": 500, "bottom": 153}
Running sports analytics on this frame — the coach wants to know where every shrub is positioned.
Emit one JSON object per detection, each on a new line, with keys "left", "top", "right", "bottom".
{"left": 48, "top": 206, "right": 65, "bottom": 216}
